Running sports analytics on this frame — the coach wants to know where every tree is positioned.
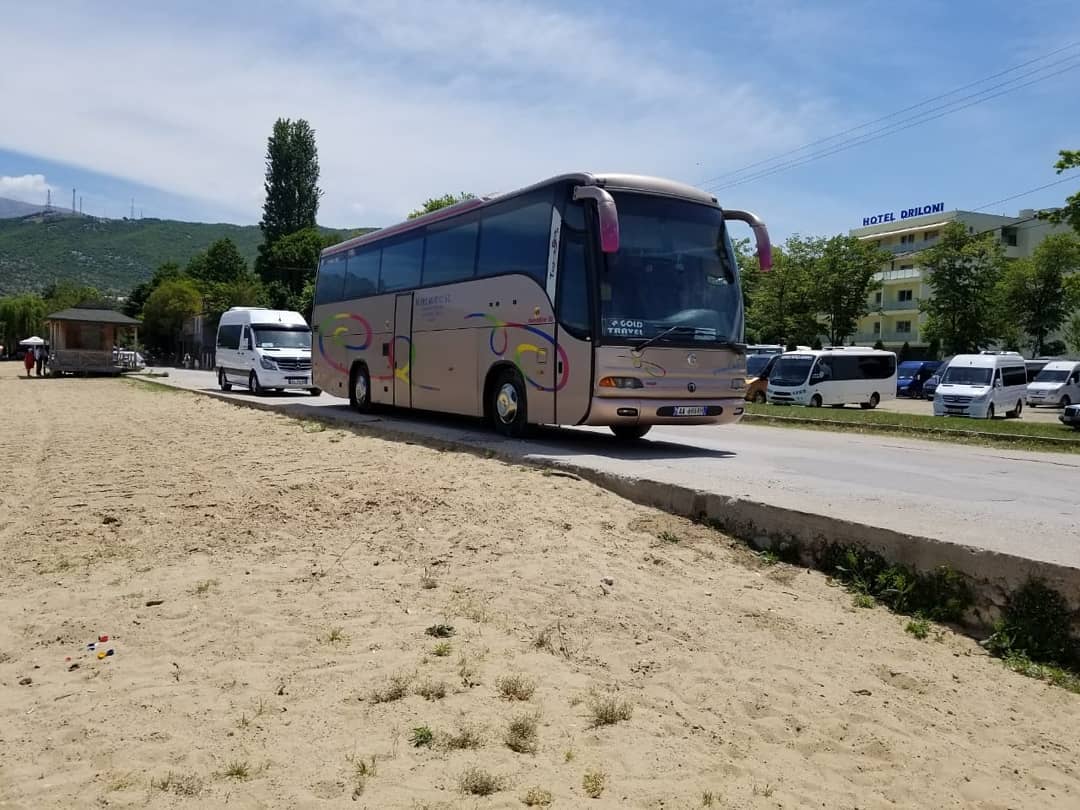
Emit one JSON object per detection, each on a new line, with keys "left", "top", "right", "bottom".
{"left": 734, "top": 238, "right": 763, "bottom": 342}
{"left": 42, "top": 281, "right": 104, "bottom": 312}
{"left": 0, "top": 294, "right": 47, "bottom": 352}
{"left": 1063, "top": 311, "right": 1080, "bottom": 355}
{"left": 996, "top": 233, "right": 1080, "bottom": 357}
{"left": 922, "top": 221, "right": 1005, "bottom": 355}
{"left": 259, "top": 227, "right": 336, "bottom": 310}
{"left": 408, "top": 192, "right": 476, "bottom": 220}
{"left": 814, "top": 235, "right": 886, "bottom": 346}
{"left": 141, "top": 278, "right": 202, "bottom": 357}
{"left": 746, "top": 236, "right": 821, "bottom": 346}
{"left": 188, "top": 238, "right": 249, "bottom": 286}
{"left": 124, "top": 262, "right": 183, "bottom": 318}
{"left": 184, "top": 238, "right": 265, "bottom": 325}
{"left": 1041, "top": 150, "right": 1080, "bottom": 235}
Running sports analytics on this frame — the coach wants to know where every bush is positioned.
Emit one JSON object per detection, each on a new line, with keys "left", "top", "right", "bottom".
{"left": 986, "top": 580, "right": 1077, "bottom": 666}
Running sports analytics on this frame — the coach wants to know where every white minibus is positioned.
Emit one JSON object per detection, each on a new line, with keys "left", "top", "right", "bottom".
{"left": 766, "top": 347, "right": 897, "bottom": 409}
{"left": 215, "top": 308, "right": 320, "bottom": 396}
{"left": 1026, "top": 360, "right": 1080, "bottom": 408}
{"left": 932, "top": 351, "right": 1027, "bottom": 419}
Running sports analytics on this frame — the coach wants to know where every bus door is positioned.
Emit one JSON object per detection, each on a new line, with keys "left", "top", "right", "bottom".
{"left": 394, "top": 293, "right": 413, "bottom": 407}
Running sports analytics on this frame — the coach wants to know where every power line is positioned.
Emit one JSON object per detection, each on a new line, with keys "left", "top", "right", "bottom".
{"left": 705, "top": 58, "right": 1080, "bottom": 193}
{"left": 697, "top": 40, "right": 1080, "bottom": 188}
{"left": 970, "top": 175, "right": 1078, "bottom": 212}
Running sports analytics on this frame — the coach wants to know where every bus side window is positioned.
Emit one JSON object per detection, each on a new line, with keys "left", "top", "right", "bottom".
{"left": 558, "top": 237, "right": 590, "bottom": 336}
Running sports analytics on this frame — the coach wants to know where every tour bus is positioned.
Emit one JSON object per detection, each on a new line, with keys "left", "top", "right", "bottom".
{"left": 932, "top": 351, "right": 1027, "bottom": 419}
{"left": 766, "top": 347, "right": 897, "bottom": 408}
{"left": 312, "top": 173, "right": 772, "bottom": 439}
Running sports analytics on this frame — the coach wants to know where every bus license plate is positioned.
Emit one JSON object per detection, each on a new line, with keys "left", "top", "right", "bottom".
{"left": 673, "top": 406, "right": 707, "bottom": 417}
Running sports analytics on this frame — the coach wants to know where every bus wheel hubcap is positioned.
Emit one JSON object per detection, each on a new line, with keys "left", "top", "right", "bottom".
{"left": 355, "top": 374, "right": 367, "bottom": 404}
{"left": 496, "top": 383, "right": 518, "bottom": 422}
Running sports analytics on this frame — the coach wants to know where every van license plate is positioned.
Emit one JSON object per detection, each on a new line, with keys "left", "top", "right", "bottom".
{"left": 288, "top": 377, "right": 308, "bottom": 384}
{"left": 672, "top": 406, "right": 707, "bottom": 417}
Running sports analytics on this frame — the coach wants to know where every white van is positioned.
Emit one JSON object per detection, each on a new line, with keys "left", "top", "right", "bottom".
{"left": 767, "top": 347, "right": 897, "bottom": 409}
{"left": 932, "top": 351, "right": 1027, "bottom": 419}
{"left": 1026, "top": 360, "right": 1080, "bottom": 408}
{"left": 215, "top": 308, "right": 320, "bottom": 396}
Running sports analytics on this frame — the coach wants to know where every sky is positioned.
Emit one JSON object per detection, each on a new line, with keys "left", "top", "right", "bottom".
{"left": 1, "top": 0, "right": 1078, "bottom": 241}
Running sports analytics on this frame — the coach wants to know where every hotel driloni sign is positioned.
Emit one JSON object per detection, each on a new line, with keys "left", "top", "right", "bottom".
{"left": 862, "top": 202, "right": 945, "bottom": 227}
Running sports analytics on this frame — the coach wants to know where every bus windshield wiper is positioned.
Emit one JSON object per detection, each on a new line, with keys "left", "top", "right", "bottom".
{"left": 633, "top": 325, "right": 697, "bottom": 352}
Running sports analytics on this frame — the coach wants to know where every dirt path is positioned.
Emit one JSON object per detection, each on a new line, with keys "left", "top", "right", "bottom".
{"left": 0, "top": 365, "right": 1077, "bottom": 809}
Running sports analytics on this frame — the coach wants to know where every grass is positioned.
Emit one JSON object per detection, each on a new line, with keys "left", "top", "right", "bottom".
{"left": 410, "top": 726, "right": 434, "bottom": 748}
{"left": 193, "top": 578, "right": 218, "bottom": 595}
{"left": 106, "top": 772, "right": 138, "bottom": 792}
{"left": 301, "top": 420, "right": 326, "bottom": 433}
{"left": 702, "top": 790, "right": 715, "bottom": 806}
{"left": 458, "top": 651, "right": 480, "bottom": 688}
{"left": 505, "top": 711, "right": 540, "bottom": 754}
{"left": 370, "top": 672, "right": 413, "bottom": 704}
{"left": 431, "top": 642, "right": 452, "bottom": 657}
{"left": 496, "top": 673, "right": 536, "bottom": 701}
{"left": 852, "top": 593, "right": 876, "bottom": 609}
{"left": 415, "top": 679, "right": 448, "bottom": 701}
{"left": 906, "top": 617, "right": 931, "bottom": 639}
{"left": 425, "top": 623, "right": 455, "bottom": 638}
{"left": 459, "top": 766, "right": 502, "bottom": 796}
{"left": 420, "top": 567, "right": 439, "bottom": 589}
{"left": 349, "top": 755, "right": 377, "bottom": 797}
{"left": 321, "top": 626, "right": 349, "bottom": 645}
{"left": 523, "top": 786, "right": 554, "bottom": 806}
{"left": 582, "top": 770, "right": 607, "bottom": 799}
{"left": 150, "top": 772, "right": 203, "bottom": 796}
{"left": 744, "top": 402, "right": 1080, "bottom": 454}
{"left": 587, "top": 691, "right": 633, "bottom": 727}
{"left": 442, "top": 724, "right": 485, "bottom": 750}
{"left": 657, "top": 530, "right": 681, "bottom": 544}
{"left": 222, "top": 761, "right": 250, "bottom": 781}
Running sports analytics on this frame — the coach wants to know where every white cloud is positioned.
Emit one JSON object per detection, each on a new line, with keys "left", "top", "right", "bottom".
{"left": 0, "top": 173, "right": 53, "bottom": 205}
{"left": 0, "top": 3, "right": 835, "bottom": 229}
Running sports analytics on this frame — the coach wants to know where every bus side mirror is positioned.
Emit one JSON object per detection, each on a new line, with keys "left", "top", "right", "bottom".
{"left": 573, "top": 186, "right": 620, "bottom": 254}
{"left": 724, "top": 209, "right": 772, "bottom": 272}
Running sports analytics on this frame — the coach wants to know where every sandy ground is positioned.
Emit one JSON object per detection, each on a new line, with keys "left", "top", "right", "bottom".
{"left": 0, "top": 364, "right": 1077, "bottom": 810}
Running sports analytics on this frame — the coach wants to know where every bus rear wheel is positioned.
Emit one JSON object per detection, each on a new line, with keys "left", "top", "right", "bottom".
{"left": 611, "top": 424, "right": 652, "bottom": 440}
{"left": 490, "top": 369, "right": 530, "bottom": 438}
{"left": 349, "top": 365, "right": 371, "bottom": 412}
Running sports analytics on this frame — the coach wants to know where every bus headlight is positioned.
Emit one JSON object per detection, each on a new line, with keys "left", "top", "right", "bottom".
{"left": 598, "top": 376, "right": 644, "bottom": 389}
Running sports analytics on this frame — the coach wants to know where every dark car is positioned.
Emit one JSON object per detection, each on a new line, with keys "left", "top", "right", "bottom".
{"left": 1061, "top": 403, "right": 1080, "bottom": 430}
{"left": 896, "top": 360, "right": 941, "bottom": 398}
{"left": 922, "top": 357, "right": 953, "bottom": 400}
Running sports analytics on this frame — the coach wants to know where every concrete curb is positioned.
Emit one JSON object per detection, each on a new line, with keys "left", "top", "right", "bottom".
{"left": 139, "top": 377, "right": 1080, "bottom": 634}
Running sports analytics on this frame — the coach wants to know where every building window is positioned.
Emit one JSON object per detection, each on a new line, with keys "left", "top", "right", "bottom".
{"left": 1001, "top": 227, "right": 1018, "bottom": 247}
{"left": 898, "top": 289, "right": 913, "bottom": 302}
{"left": 924, "top": 230, "right": 939, "bottom": 241}
{"left": 899, "top": 264, "right": 913, "bottom": 271}
{"left": 900, "top": 234, "right": 915, "bottom": 245}
{"left": 874, "top": 291, "right": 882, "bottom": 305}
{"left": 873, "top": 322, "right": 881, "bottom": 335}
{"left": 896, "top": 320, "right": 912, "bottom": 334}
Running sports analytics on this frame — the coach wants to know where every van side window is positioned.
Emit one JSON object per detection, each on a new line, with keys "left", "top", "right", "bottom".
{"left": 1002, "top": 366, "right": 1027, "bottom": 387}
{"left": 216, "top": 324, "right": 242, "bottom": 349}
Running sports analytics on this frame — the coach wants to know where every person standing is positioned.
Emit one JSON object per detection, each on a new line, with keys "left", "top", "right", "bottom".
{"left": 23, "top": 348, "right": 36, "bottom": 377}
{"left": 33, "top": 344, "right": 45, "bottom": 377}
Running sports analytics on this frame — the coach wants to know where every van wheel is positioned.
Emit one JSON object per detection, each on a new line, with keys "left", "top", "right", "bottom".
{"left": 490, "top": 368, "right": 530, "bottom": 438}
{"left": 310, "top": 387, "right": 322, "bottom": 397}
{"left": 1062, "top": 396, "right": 1072, "bottom": 409}
{"left": 349, "top": 364, "right": 372, "bottom": 412}
{"left": 860, "top": 392, "right": 880, "bottom": 410}
{"left": 1007, "top": 400, "right": 1023, "bottom": 419}
{"left": 249, "top": 371, "right": 266, "bottom": 396}
{"left": 985, "top": 404, "right": 995, "bottom": 420}
{"left": 752, "top": 390, "right": 766, "bottom": 404}
{"left": 809, "top": 394, "right": 823, "bottom": 408}
{"left": 218, "top": 368, "right": 231, "bottom": 391}
{"left": 611, "top": 425, "right": 651, "bottom": 440}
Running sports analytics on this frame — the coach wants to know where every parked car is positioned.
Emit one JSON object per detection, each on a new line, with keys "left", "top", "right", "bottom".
{"left": 744, "top": 353, "right": 778, "bottom": 404}
{"left": 896, "top": 360, "right": 941, "bottom": 398}
{"left": 1026, "top": 360, "right": 1080, "bottom": 408}
{"left": 1061, "top": 403, "right": 1080, "bottom": 430}
{"left": 932, "top": 351, "right": 1027, "bottom": 419}
{"left": 922, "top": 356, "right": 952, "bottom": 399}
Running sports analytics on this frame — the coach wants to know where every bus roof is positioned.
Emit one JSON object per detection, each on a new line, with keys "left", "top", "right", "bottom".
{"left": 321, "top": 172, "right": 721, "bottom": 260}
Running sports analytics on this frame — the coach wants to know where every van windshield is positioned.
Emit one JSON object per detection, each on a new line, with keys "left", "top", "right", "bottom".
{"left": 252, "top": 326, "right": 311, "bottom": 350}
{"left": 897, "top": 361, "right": 924, "bottom": 376}
{"left": 1034, "top": 369, "right": 1070, "bottom": 383}
{"left": 771, "top": 355, "right": 813, "bottom": 386}
{"left": 942, "top": 366, "right": 991, "bottom": 386}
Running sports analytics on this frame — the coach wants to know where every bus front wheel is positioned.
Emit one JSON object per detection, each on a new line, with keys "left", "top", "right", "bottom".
{"left": 490, "top": 369, "right": 530, "bottom": 438}
{"left": 611, "top": 425, "right": 651, "bottom": 440}
{"left": 349, "top": 364, "right": 372, "bottom": 413}
{"left": 809, "top": 394, "right": 823, "bottom": 408}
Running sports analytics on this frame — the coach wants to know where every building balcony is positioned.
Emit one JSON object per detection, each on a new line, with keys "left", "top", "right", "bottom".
{"left": 869, "top": 299, "right": 921, "bottom": 313}
{"left": 852, "top": 331, "right": 921, "bottom": 345}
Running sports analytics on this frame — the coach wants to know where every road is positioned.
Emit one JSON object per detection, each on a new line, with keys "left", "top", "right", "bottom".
{"left": 150, "top": 369, "right": 1080, "bottom": 570}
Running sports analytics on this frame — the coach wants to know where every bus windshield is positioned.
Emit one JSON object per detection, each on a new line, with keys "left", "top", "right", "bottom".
{"left": 942, "top": 366, "right": 992, "bottom": 386}
{"left": 771, "top": 355, "right": 814, "bottom": 386}
{"left": 252, "top": 325, "right": 311, "bottom": 350}
{"left": 747, "top": 354, "right": 773, "bottom": 378}
{"left": 600, "top": 193, "right": 741, "bottom": 345}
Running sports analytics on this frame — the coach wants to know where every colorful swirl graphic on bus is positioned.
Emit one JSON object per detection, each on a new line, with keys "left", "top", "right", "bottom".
{"left": 466, "top": 313, "right": 569, "bottom": 392}
{"left": 316, "top": 313, "right": 437, "bottom": 390}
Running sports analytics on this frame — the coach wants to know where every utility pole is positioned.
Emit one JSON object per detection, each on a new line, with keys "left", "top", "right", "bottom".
{"left": 79, "top": 196, "right": 83, "bottom": 215}
{"left": 46, "top": 189, "right": 52, "bottom": 210}
{"left": 72, "top": 188, "right": 76, "bottom": 214}
{"left": 130, "top": 198, "right": 135, "bottom": 219}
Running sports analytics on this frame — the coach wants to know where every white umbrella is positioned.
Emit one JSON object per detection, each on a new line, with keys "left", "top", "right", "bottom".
{"left": 19, "top": 336, "right": 45, "bottom": 346}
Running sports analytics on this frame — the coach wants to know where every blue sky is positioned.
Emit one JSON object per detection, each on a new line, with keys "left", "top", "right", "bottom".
{"left": 1, "top": 0, "right": 1078, "bottom": 240}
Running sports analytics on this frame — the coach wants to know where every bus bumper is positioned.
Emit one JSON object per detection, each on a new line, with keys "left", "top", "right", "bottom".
{"left": 585, "top": 397, "right": 745, "bottom": 427}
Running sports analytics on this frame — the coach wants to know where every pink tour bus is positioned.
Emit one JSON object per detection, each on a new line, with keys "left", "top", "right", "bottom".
{"left": 312, "top": 172, "right": 771, "bottom": 439}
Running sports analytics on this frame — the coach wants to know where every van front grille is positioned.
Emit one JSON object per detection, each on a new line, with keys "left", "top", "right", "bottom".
{"left": 275, "top": 357, "right": 311, "bottom": 371}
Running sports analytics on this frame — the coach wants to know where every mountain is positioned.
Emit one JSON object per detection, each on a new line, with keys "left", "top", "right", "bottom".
{"left": 0, "top": 196, "right": 48, "bottom": 219}
{"left": 0, "top": 212, "right": 367, "bottom": 296}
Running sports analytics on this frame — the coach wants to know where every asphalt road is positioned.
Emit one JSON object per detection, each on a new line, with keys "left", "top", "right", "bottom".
{"left": 149, "top": 369, "right": 1080, "bottom": 570}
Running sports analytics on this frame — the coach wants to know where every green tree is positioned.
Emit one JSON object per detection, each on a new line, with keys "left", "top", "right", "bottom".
{"left": 814, "top": 235, "right": 886, "bottom": 346}
{"left": 187, "top": 238, "right": 249, "bottom": 286}
{"left": 256, "top": 118, "right": 322, "bottom": 290}
{"left": 259, "top": 227, "right": 336, "bottom": 311}
{"left": 996, "top": 233, "right": 1080, "bottom": 357}
{"left": 1063, "top": 311, "right": 1080, "bottom": 355}
{"left": 1041, "top": 149, "right": 1080, "bottom": 234}
{"left": 747, "top": 236, "right": 821, "bottom": 346}
{"left": 123, "top": 262, "right": 183, "bottom": 318}
{"left": 407, "top": 192, "right": 476, "bottom": 220}
{"left": 922, "top": 221, "right": 1005, "bottom": 355}
{"left": 0, "top": 294, "right": 47, "bottom": 352}
{"left": 42, "top": 281, "right": 104, "bottom": 313}
{"left": 141, "top": 277, "right": 202, "bottom": 357}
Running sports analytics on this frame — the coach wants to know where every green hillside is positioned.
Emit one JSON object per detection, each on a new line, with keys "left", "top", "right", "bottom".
{"left": 0, "top": 214, "right": 364, "bottom": 296}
